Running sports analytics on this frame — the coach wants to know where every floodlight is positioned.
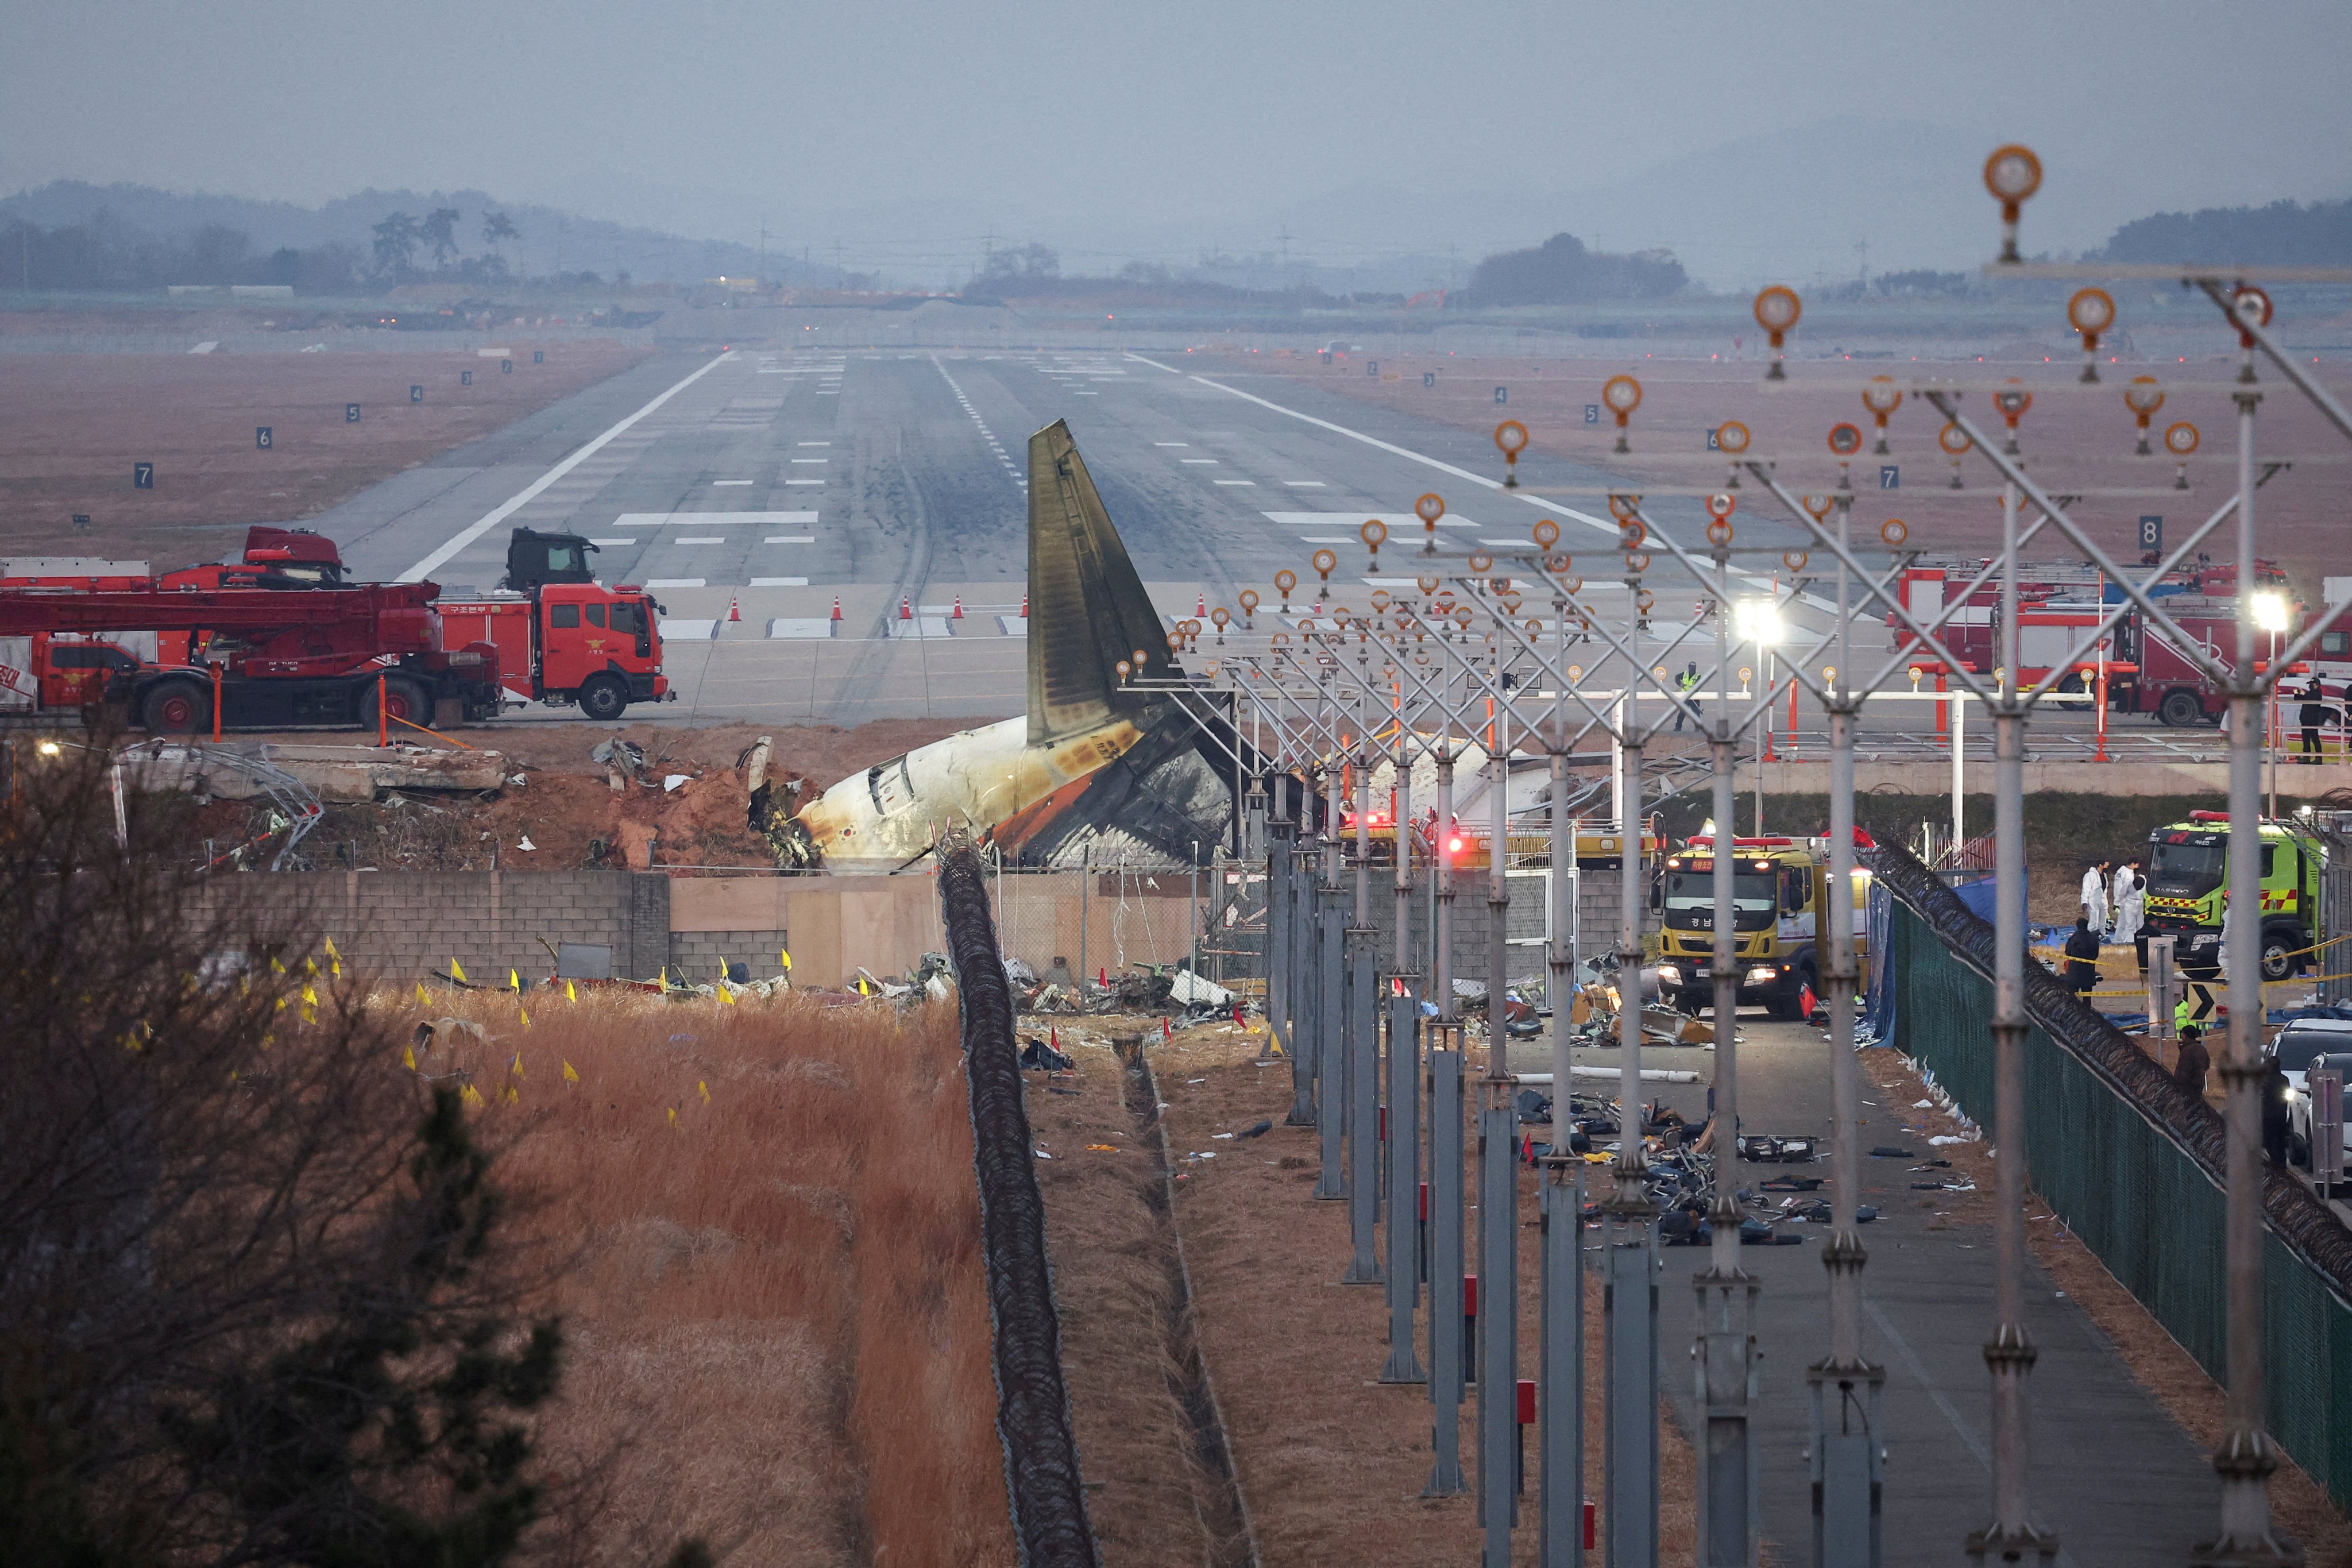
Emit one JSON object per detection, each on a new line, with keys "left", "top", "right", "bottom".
{"left": 1735, "top": 598, "right": 1783, "bottom": 646}
{"left": 2251, "top": 590, "right": 2289, "bottom": 634}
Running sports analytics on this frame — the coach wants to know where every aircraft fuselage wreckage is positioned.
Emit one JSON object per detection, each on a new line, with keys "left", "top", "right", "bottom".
{"left": 774, "top": 420, "right": 1244, "bottom": 871}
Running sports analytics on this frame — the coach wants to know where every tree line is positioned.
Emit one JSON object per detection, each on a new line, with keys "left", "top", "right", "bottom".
{"left": 0, "top": 206, "right": 523, "bottom": 292}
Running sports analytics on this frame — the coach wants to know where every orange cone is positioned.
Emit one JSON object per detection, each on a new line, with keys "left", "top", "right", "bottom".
{"left": 951, "top": 595, "right": 964, "bottom": 619}
{"left": 899, "top": 596, "right": 912, "bottom": 620}
{"left": 728, "top": 596, "right": 741, "bottom": 623}
{"left": 831, "top": 594, "right": 842, "bottom": 621}
{"left": 1020, "top": 592, "right": 1029, "bottom": 618}
{"left": 1196, "top": 590, "right": 1207, "bottom": 616}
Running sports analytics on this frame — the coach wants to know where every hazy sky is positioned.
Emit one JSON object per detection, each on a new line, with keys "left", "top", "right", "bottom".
{"left": 7, "top": 0, "right": 2349, "bottom": 274}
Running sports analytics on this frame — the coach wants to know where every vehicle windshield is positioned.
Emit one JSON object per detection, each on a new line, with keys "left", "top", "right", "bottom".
{"left": 2273, "top": 1030, "right": 2348, "bottom": 1074}
{"left": 2151, "top": 839, "right": 2226, "bottom": 883}
{"left": 1663, "top": 870, "right": 1777, "bottom": 912}
{"left": 611, "top": 601, "right": 647, "bottom": 635}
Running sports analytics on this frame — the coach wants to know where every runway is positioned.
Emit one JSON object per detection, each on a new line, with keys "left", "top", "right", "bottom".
{"left": 314, "top": 342, "right": 1860, "bottom": 728}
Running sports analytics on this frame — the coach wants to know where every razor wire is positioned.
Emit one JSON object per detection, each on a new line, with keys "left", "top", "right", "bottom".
{"left": 937, "top": 829, "right": 1099, "bottom": 1568}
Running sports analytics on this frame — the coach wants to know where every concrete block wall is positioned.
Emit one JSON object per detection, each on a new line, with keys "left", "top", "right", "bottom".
{"left": 669, "top": 929, "right": 791, "bottom": 983}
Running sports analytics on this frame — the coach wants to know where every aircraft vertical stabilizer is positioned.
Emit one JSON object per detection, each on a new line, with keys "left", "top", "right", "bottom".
{"left": 1026, "top": 420, "right": 1169, "bottom": 747}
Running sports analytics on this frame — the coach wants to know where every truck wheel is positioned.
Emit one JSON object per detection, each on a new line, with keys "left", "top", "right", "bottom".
{"left": 2158, "top": 689, "right": 2205, "bottom": 728}
{"left": 578, "top": 674, "right": 628, "bottom": 723}
{"left": 360, "top": 676, "right": 433, "bottom": 732}
{"left": 140, "top": 679, "right": 211, "bottom": 734}
{"left": 2260, "top": 929, "right": 2297, "bottom": 982}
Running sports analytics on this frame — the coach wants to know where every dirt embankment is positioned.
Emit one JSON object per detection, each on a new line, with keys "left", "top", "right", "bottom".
{"left": 0, "top": 343, "right": 651, "bottom": 567}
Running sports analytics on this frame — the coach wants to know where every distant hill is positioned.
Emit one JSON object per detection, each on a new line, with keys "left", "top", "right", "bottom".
{"left": 2092, "top": 198, "right": 2352, "bottom": 265}
{"left": 0, "top": 181, "right": 833, "bottom": 288}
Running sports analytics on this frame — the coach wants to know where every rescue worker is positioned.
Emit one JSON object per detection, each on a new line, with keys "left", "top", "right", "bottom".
{"left": 2063, "top": 916, "right": 2103, "bottom": 999}
{"left": 2111, "top": 859, "right": 2145, "bottom": 948}
{"left": 1673, "top": 661, "right": 1701, "bottom": 732}
{"left": 2080, "top": 859, "right": 2110, "bottom": 934}
{"left": 2173, "top": 1024, "right": 2211, "bottom": 1099}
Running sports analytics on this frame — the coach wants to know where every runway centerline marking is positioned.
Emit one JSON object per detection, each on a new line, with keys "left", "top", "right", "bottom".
{"left": 712, "top": 479, "right": 754, "bottom": 486}
{"left": 398, "top": 352, "right": 732, "bottom": 582}
{"left": 1126, "top": 353, "right": 1184, "bottom": 375}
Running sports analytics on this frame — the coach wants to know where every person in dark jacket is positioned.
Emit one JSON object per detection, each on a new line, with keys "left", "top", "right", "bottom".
{"left": 2263, "top": 1059, "right": 2294, "bottom": 1165}
{"left": 2172, "top": 1025, "right": 2211, "bottom": 1100}
{"left": 2063, "top": 916, "right": 2102, "bottom": 998}
{"left": 2298, "top": 677, "right": 2335, "bottom": 764}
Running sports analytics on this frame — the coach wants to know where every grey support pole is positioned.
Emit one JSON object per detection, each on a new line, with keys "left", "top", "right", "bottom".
{"left": 1426, "top": 1033, "right": 1469, "bottom": 1496}
{"left": 1265, "top": 817, "right": 1290, "bottom": 1065}
{"left": 1318, "top": 895, "right": 1346, "bottom": 1200}
{"left": 1605, "top": 729, "right": 1659, "bottom": 1567}
{"left": 1481, "top": 697, "right": 1520, "bottom": 1565}
{"left": 1814, "top": 499, "right": 1884, "bottom": 1566}
{"left": 1541, "top": 1158, "right": 1585, "bottom": 1568}
{"left": 1436, "top": 745, "right": 1458, "bottom": 1021}
{"left": 1696, "top": 567, "right": 1760, "bottom": 1566}
{"left": 1346, "top": 928, "right": 1383, "bottom": 1282}
{"left": 1288, "top": 833, "right": 1319, "bottom": 1127}
{"left": 1382, "top": 985, "right": 1426, "bottom": 1382}
{"left": 1480, "top": 1076, "right": 1521, "bottom": 1564}
{"left": 2193, "top": 379, "right": 2300, "bottom": 1565}
{"left": 1967, "top": 479, "right": 2056, "bottom": 1565}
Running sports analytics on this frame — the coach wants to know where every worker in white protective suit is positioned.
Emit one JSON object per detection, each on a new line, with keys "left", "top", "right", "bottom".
{"left": 2080, "top": 859, "right": 2110, "bottom": 934}
{"left": 2111, "top": 860, "right": 2144, "bottom": 946}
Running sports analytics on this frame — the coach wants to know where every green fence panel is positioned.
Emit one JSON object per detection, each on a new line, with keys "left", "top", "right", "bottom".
{"left": 1886, "top": 894, "right": 2352, "bottom": 1513}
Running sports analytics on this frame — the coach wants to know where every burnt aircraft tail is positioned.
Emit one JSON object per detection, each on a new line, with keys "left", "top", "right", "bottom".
{"left": 1026, "top": 420, "right": 1172, "bottom": 747}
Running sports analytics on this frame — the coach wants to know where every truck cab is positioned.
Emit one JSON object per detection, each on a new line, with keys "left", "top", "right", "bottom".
{"left": 2145, "top": 812, "right": 2323, "bottom": 979}
{"left": 503, "top": 528, "right": 601, "bottom": 594}
{"left": 1654, "top": 835, "right": 1870, "bottom": 1019}
{"left": 536, "top": 582, "right": 666, "bottom": 720}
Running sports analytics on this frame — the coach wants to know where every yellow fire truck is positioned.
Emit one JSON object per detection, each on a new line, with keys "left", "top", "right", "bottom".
{"left": 1653, "top": 835, "right": 1872, "bottom": 1019}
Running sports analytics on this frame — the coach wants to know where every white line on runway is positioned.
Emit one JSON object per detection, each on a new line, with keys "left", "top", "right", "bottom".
{"left": 613, "top": 511, "right": 818, "bottom": 527}
{"left": 591, "top": 537, "right": 636, "bottom": 545}
{"left": 790, "top": 457, "right": 828, "bottom": 464}
{"left": 1285, "top": 480, "right": 1326, "bottom": 487}
{"left": 646, "top": 578, "right": 706, "bottom": 588}
{"left": 398, "top": 353, "right": 732, "bottom": 582}
{"left": 675, "top": 536, "right": 725, "bottom": 543}
{"left": 1155, "top": 442, "right": 1189, "bottom": 447}
{"left": 1180, "top": 458, "right": 1219, "bottom": 464}
{"left": 750, "top": 577, "right": 809, "bottom": 587}
{"left": 713, "top": 479, "right": 754, "bottom": 486}
{"left": 933, "top": 356, "right": 1026, "bottom": 494}
{"left": 763, "top": 535, "right": 815, "bottom": 544}
{"left": 1126, "top": 353, "right": 1184, "bottom": 375}
{"left": 785, "top": 478, "right": 824, "bottom": 485}
{"left": 798, "top": 441, "right": 831, "bottom": 446}
{"left": 1214, "top": 479, "right": 1257, "bottom": 486}
{"left": 1195, "top": 374, "right": 1844, "bottom": 615}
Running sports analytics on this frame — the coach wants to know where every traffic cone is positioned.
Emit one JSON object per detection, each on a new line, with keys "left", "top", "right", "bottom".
{"left": 728, "top": 596, "right": 741, "bottom": 623}
{"left": 951, "top": 595, "right": 964, "bottom": 619}
{"left": 899, "top": 596, "right": 912, "bottom": 620}
{"left": 1020, "top": 592, "right": 1029, "bottom": 618}
{"left": 831, "top": 594, "right": 841, "bottom": 621}
{"left": 1196, "top": 590, "right": 1207, "bottom": 616}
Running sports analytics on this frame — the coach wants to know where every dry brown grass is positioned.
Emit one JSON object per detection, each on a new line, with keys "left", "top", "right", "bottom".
{"left": 396, "top": 984, "right": 1015, "bottom": 1567}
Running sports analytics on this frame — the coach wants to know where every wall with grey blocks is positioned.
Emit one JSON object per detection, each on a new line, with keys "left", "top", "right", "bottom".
{"left": 667, "top": 929, "right": 791, "bottom": 983}
{"left": 194, "top": 871, "right": 673, "bottom": 982}
{"left": 1286, "top": 865, "right": 1655, "bottom": 990}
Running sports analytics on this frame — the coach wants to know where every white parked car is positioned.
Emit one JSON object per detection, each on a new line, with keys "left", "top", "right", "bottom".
{"left": 2270, "top": 1018, "right": 2352, "bottom": 1170}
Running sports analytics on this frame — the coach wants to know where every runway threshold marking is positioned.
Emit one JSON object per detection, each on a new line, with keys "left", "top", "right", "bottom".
{"left": 398, "top": 352, "right": 733, "bottom": 582}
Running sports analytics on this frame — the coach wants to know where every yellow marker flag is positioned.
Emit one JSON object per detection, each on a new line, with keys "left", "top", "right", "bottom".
{"left": 450, "top": 958, "right": 467, "bottom": 983}
{"left": 509, "top": 968, "right": 521, "bottom": 992}
{"left": 269, "top": 956, "right": 286, "bottom": 975}
{"left": 779, "top": 947, "right": 791, "bottom": 971}
{"left": 501, "top": 1083, "right": 518, "bottom": 1104}
{"left": 304, "top": 956, "right": 318, "bottom": 976}
{"left": 718, "top": 985, "right": 736, "bottom": 1006}
{"left": 698, "top": 1079, "right": 710, "bottom": 1103}
{"left": 403, "top": 1044, "right": 418, "bottom": 1070}
{"left": 510, "top": 1052, "right": 524, "bottom": 1079}
{"left": 461, "top": 1084, "right": 484, "bottom": 1108}
{"left": 566, "top": 980, "right": 578, "bottom": 1003}
{"left": 275, "top": 995, "right": 287, "bottom": 1013}
{"left": 561, "top": 1060, "right": 578, "bottom": 1084}
{"left": 667, "top": 1106, "right": 679, "bottom": 1130}
{"left": 300, "top": 982, "right": 318, "bottom": 1006}
{"left": 519, "top": 1005, "right": 531, "bottom": 1028}
{"left": 416, "top": 982, "right": 431, "bottom": 1005}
